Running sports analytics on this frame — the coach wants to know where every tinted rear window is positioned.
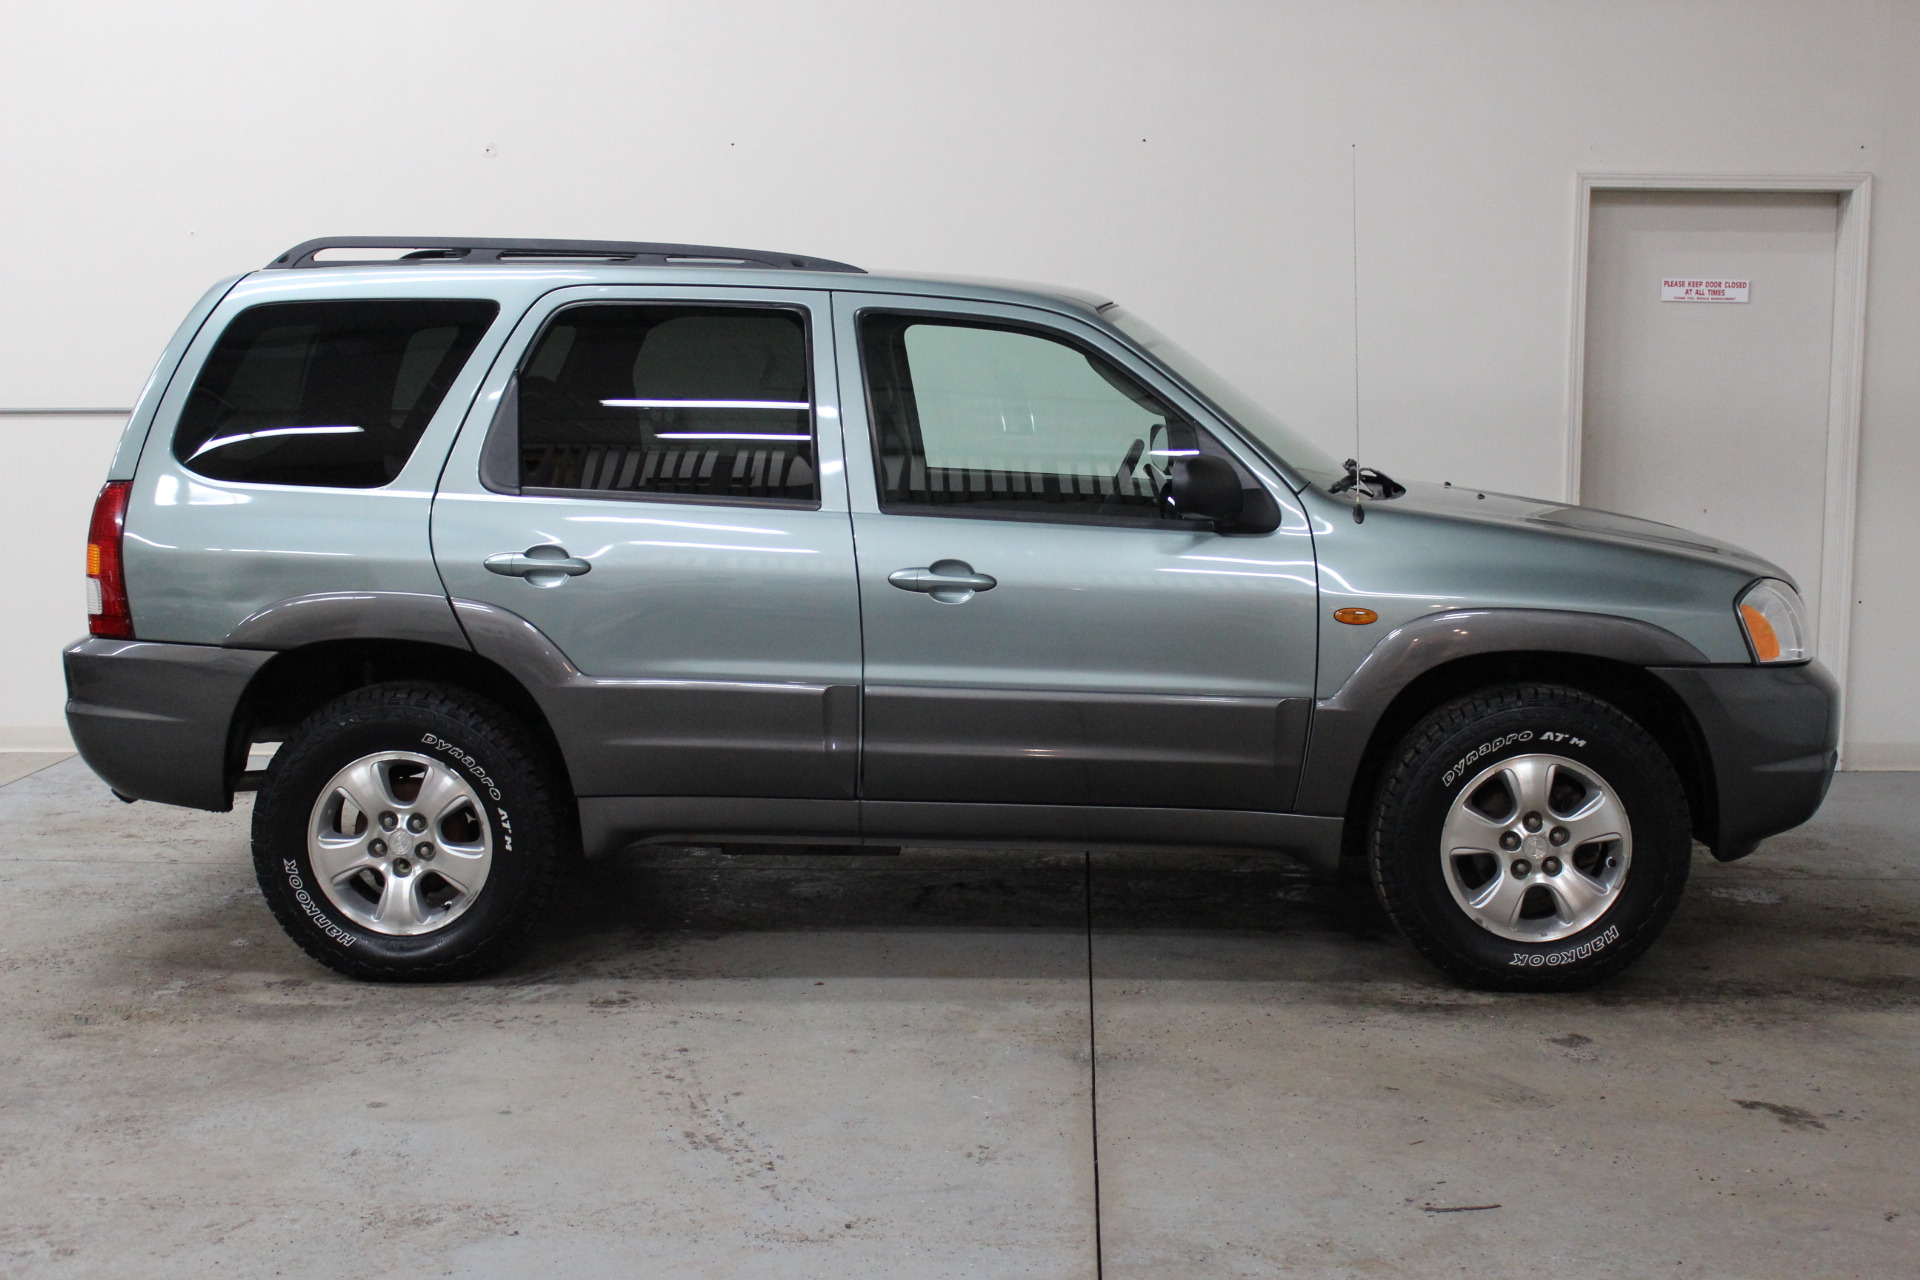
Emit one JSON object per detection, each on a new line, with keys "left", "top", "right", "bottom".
{"left": 175, "top": 299, "right": 498, "bottom": 487}
{"left": 514, "top": 304, "right": 816, "bottom": 504}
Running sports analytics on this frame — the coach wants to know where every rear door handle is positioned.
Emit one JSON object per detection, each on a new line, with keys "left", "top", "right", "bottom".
{"left": 485, "top": 544, "right": 592, "bottom": 584}
{"left": 888, "top": 560, "right": 996, "bottom": 603}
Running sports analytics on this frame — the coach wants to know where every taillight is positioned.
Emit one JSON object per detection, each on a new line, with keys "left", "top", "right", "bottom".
{"left": 87, "top": 481, "right": 134, "bottom": 639}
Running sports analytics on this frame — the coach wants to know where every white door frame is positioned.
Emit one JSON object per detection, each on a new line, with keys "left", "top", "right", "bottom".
{"left": 1565, "top": 172, "right": 1873, "bottom": 756}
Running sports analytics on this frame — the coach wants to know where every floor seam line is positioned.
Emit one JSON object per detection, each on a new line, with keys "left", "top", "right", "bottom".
{"left": 1085, "top": 849, "right": 1104, "bottom": 1280}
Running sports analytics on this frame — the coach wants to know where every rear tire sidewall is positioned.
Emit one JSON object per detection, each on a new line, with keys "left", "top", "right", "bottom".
{"left": 253, "top": 690, "right": 549, "bottom": 978}
{"left": 1373, "top": 691, "right": 1690, "bottom": 988}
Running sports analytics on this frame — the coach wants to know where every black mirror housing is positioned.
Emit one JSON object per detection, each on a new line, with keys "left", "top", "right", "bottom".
{"left": 1170, "top": 455, "right": 1243, "bottom": 522}
{"left": 1170, "top": 455, "right": 1280, "bottom": 533}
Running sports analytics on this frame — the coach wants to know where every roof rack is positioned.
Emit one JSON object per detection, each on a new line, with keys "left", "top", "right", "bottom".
{"left": 265, "top": 237, "right": 864, "bottom": 273}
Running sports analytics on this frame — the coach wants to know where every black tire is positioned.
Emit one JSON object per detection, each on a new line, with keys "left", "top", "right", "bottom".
{"left": 252, "top": 683, "right": 566, "bottom": 981}
{"left": 1368, "top": 684, "right": 1691, "bottom": 991}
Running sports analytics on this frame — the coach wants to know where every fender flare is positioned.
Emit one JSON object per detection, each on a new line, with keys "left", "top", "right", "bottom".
{"left": 223, "top": 591, "right": 471, "bottom": 650}
{"left": 1293, "top": 608, "right": 1709, "bottom": 816}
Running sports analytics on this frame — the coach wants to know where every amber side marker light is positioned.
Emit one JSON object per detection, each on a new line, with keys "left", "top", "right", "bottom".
{"left": 1739, "top": 603, "right": 1781, "bottom": 662}
{"left": 1334, "top": 607, "right": 1378, "bottom": 625}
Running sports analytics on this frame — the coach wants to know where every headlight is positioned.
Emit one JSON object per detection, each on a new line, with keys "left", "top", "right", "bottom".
{"left": 1737, "top": 579, "right": 1809, "bottom": 663}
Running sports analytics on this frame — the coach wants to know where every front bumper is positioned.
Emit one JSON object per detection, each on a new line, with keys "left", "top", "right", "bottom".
{"left": 64, "top": 637, "right": 273, "bottom": 811}
{"left": 1651, "top": 661, "right": 1840, "bottom": 861}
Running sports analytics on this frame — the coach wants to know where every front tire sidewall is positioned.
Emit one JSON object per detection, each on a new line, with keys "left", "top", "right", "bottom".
{"left": 1375, "top": 694, "right": 1689, "bottom": 988}
{"left": 254, "top": 694, "right": 546, "bottom": 978}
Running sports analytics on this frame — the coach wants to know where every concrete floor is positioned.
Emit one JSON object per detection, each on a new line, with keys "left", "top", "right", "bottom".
{"left": 1, "top": 756, "right": 1916, "bottom": 1278}
{"left": 0, "top": 752, "right": 69, "bottom": 789}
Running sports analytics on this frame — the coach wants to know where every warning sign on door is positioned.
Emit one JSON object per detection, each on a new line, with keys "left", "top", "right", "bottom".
{"left": 1661, "top": 277, "right": 1749, "bottom": 302}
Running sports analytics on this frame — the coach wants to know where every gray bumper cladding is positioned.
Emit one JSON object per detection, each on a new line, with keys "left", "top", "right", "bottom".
{"left": 63, "top": 638, "right": 273, "bottom": 811}
{"left": 1651, "top": 662, "right": 1841, "bottom": 860}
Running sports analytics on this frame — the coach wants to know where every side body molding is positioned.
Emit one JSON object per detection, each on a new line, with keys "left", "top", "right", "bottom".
{"left": 452, "top": 599, "right": 860, "bottom": 801}
{"left": 224, "top": 591, "right": 471, "bottom": 650}
{"left": 1293, "top": 608, "right": 1711, "bottom": 816}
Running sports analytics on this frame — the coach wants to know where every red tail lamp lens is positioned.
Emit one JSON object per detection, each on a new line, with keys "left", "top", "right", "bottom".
{"left": 87, "top": 481, "right": 134, "bottom": 638}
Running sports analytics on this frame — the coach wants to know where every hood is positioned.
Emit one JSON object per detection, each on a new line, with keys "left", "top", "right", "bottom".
{"left": 1381, "top": 480, "right": 1789, "bottom": 583}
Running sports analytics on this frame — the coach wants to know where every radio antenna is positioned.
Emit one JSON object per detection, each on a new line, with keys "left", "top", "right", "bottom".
{"left": 1350, "top": 142, "right": 1363, "bottom": 479}
{"left": 1329, "top": 149, "right": 1404, "bottom": 519}
{"left": 1342, "top": 143, "right": 1369, "bottom": 521}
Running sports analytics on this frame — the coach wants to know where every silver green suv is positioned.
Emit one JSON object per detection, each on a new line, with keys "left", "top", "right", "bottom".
{"left": 65, "top": 236, "right": 1838, "bottom": 989}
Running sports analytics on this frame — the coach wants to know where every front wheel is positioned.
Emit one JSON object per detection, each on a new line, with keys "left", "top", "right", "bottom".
{"left": 252, "top": 683, "right": 566, "bottom": 981}
{"left": 1368, "top": 684, "right": 1692, "bottom": 991}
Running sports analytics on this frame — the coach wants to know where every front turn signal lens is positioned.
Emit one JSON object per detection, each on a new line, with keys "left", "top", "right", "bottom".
{"left": 1736, "top": 578, "right": 1808, "bottom": 664}
{"left": 1334, "top": 607, "right": 1378, "bottom": 625}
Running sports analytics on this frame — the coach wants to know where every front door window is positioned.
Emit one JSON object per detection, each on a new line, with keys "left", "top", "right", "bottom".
{"left": 860, "top": 315, "right": 1212, "bottom": 522}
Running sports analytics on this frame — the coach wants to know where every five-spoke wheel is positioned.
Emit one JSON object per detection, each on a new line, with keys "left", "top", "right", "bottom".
{"left": 1440, "top": 753, "right": 1631, "bottom": 942}
{"left": 252, "top": 683, "right": 564, "bottom": 980}
{"left": 1368, "top": 684, "right": 1692, "bottom": 990}
{"left": 306, "top": 751, "right": 494, "bottom": 936}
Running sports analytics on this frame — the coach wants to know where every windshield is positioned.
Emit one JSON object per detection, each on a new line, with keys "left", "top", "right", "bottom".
{"left": 1102, "top": 305, "right": 1345, "bottom": 489}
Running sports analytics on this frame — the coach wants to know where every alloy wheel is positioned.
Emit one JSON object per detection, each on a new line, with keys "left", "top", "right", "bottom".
{"left": 1439, "top": 752, "right": 1633, "bottom": 943}
{"left": 305, "top": 751, "right": 493, "bottom": 936}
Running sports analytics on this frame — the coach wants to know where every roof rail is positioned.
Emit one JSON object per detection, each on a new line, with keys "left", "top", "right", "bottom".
{"left": 265, "top": 237, "right": 864, "bottom": 273}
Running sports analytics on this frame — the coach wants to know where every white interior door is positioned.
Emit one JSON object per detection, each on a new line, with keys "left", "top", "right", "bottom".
{"left": 1580, "top": 189, "right": 1839, "bottom": 648}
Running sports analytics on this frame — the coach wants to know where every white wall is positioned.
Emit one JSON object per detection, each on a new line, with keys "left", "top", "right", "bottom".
{"left": 2, "top": 0, "right": 1915, "bottom": 761}
{"left": 0, "top": 414, "right": 124, "bottom": 747}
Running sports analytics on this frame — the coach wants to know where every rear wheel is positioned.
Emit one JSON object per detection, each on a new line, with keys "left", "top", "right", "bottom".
{"left": 1368, "top": 684, "right": 1691, "bottom": 991}
{"left": 252, "top": 683, "right": 565, "bottom": 981}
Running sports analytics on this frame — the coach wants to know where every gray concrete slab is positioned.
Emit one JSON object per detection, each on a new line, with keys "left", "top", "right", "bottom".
{"left": 0, "top": 758, "right": 1096, "bottom": 1278}
{"left": 1089, "top": 774, "right": 1920, "bottom": 1278}
{"left": 2, "top": 757, "right": 1917, "bottom": 1278}
{"left": 0, "top": 752, "right": 69, "bottom": 789}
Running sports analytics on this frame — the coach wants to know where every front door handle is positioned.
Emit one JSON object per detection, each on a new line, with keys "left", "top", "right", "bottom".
{"left": 485, "top": 544, "right": 592, "bottom": 586}
{"left": 888, "top": 559, "right": 996, "bottom": 603}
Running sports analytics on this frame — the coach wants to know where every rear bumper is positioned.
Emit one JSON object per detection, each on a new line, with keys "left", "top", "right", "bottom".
{"left": 63, "top": 637, "right": 272, "bottom": 811}
{"left": 1651, "top": 661, "right": 1840, "bottom": 861}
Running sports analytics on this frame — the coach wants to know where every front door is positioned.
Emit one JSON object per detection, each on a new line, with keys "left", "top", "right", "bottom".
{"left": 433, "top": 286, "right": 862, "bottom": 798}
{"left": 833, "top": 294, "right": 1319, "bottom": 812}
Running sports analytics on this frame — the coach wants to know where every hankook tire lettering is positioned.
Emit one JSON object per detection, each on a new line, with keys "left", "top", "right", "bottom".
{"left": 282, "top": 858, "right": 355, "bottom": 947}
{"left": 1509, "top": 923, "right": 1620, "bottom": 968}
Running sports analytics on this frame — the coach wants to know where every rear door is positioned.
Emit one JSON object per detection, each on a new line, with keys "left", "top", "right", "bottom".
{"left": 833, "top": 293, "right": 1319, "bottom": 812}
{"left": 432, "top": 285, "right": 862, "bottom": 799}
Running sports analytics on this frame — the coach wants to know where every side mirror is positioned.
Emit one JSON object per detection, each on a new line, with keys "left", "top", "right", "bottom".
{"left": 1169, "top": 455, "right": 1243, "bottom": 522}
{"left": 1169, "top": 455, "right": 1281, "bottom": 533}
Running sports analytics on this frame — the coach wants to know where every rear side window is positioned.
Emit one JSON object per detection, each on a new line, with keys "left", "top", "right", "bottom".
{"left": 174, "top": 299, "right": 498, "bottom": 487}
{"left": 511, "top": 304, "right": 816, "bottom": 505}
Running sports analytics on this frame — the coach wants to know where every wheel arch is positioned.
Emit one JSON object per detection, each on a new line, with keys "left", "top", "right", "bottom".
{"left": 1295, "top": 610, "right": 1722, "bottom": 860}
{"left": 1336, "top": 652, "right": 1715, "bottom": 854}
{"left": 229, "top": 638, "right": 570, "bottom": 796}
